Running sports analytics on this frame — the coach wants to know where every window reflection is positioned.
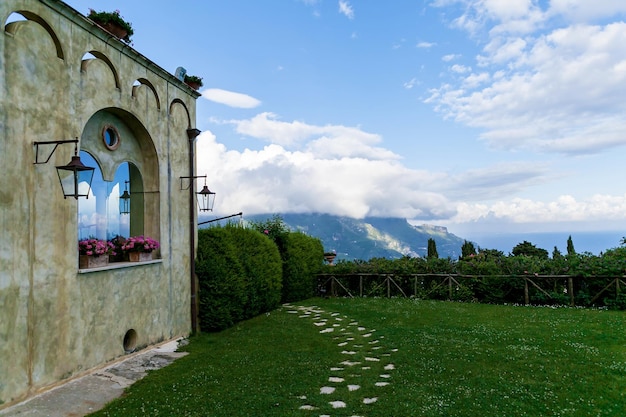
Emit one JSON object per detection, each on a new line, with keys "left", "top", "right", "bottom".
{"left": 78, "top": 151, "right": 131, "bottom": 240}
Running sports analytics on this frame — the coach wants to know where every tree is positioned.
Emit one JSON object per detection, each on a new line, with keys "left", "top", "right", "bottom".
{"left": 461, "top": 240, "right": 477, "bottom": 259}
{"left": 427, "top": 238, "right": 438, "bottom": 259}
{"left": 248, "top": 214, "right": 290, "bottom": 253}
{"left": 567, "top": 235, "right": 576, "bottom": 256}
{"left": 552, "top": 246, "right": 563, "bottom": 259}
{"left": 512, "top": 240, "right": 549, "bottom": 259}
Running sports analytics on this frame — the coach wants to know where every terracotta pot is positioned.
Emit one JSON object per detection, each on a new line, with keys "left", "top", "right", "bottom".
{"left": 79, "top": 254, "right": 108, "bottom": 269}
{"left": 185, "top": 81, "right": 201, "bottom": 90}
{"left": 96, "top": 21, "right": 128, "bottom": 41}
{"left": 129, "top": 251, "right": 152, "bottom": 262}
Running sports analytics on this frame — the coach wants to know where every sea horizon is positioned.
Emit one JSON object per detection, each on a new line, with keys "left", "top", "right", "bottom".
{"left": 467, "top": 231, "right": 626, "bottom": 256}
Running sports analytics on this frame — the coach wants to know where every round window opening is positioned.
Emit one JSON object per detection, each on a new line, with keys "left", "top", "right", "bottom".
{"left": 102, "top": 125, "right": 120, "bottom": 150}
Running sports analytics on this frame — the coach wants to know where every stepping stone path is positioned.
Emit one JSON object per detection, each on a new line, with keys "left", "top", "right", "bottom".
{"left": 284, "top": 304, "right": 397, "bottom": 416}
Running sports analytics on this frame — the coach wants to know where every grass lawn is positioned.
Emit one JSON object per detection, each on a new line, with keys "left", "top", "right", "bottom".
{"left": 90, "top": 299, "right": 626, "bottom": 416}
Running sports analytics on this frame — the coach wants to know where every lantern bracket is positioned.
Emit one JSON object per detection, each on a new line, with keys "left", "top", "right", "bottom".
{"left": 33, "top": 138, "right": 95, "bottom": 199}
{"left": 34, "top": 139, "right": 79, "bottom": 164}
{"left": 179, "top": 175, "right": 207, "bottom": 191}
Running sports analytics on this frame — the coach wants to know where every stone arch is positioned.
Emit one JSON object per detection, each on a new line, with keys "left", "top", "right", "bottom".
{"left": 3, "top": 10, "right": 64, "bottom": 60}
{"left": 169, "top": 98, "right": 192, "bottom": 129}
{"left": 80, "top": 108, "right": 160, "bottom": 242}
{"left": 132, "top": 77, "right": 161, "bottom": 110}
{"left": 80, "top": 50, "right": 121, "bottom": 89}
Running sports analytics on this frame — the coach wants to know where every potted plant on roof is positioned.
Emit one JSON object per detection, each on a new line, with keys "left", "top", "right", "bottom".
{"left": 88, "top": 9, "right": 134, "bottom": 44}
{"left": 121, "top": 235, "right": 160, "bottom": 262}
{"left": 79, "top": 237, "right": 114, "bottom": 268}
{"left": 324, "top": 250, "right": 337, "bottom": 265}
{"left": 184, "top": 75, "right": 203, "bottom": 90}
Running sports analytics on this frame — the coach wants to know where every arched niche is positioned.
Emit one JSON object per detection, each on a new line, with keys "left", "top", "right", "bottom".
{"left": 80, "top": 108, "right": 160, "bottom": 244}
{"left": 132, "top": 77, "right": 161, "bottom": 110}
{"left": 4, "top": 10, "right": 64, "bottom": 60}
{"left": 81, "top": 50, "right": 121, "bottom": 89}
{"left": 169, "top": 98, "right": 192, "bottom": 129}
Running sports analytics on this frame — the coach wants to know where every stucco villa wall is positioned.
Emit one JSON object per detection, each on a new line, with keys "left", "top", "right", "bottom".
{"left": 0, "top": 0, "right": 200, "bottom": 406}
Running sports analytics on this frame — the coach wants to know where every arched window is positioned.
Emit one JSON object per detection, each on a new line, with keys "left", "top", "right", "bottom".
{"left": 78, "top": 151, "right": 142, "bottom": 241}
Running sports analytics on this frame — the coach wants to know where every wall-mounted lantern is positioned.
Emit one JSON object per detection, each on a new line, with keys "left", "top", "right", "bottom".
{"left": 34, "top": 139, "right": 95, "bottom": 199}
{"left": 180, "top": 175, "right": 216, "bottom": 212}
{"left": 197, "top": 178, "right": 216, "bottom": 212}
{"left": 119, "top": 180, "right": 131, "bottom": 214}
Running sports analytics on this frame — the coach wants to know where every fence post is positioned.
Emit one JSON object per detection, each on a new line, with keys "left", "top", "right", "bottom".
{"left": 568, "top": 277, "right": 574, "bottom": 306}
{"left": 448, "top": 275, "right": 452, "bottom": 300}
{"left": 524, "top": 278, "right": 529, "bottom": 305}
{"left": 387, "top": 275, "right": 391, "bottom": 298}
{"left": 359, "top": 275, "right": 363, "bottom": 297}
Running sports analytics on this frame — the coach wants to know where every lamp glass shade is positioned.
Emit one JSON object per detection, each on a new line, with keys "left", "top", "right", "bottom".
{"left": 56, "top": 155, "right": 95, "bottom": 199}
{"left": 197, "top": 185, "right": 216, "bottom": 212}
{"left": 119, "top": 189, "right": 131, "bottom": 214}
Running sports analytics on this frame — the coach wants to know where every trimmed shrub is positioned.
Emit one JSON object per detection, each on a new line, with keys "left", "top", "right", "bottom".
{"left": 249, "top": 215, "right": 325, "bottom": 303}
{"left": 196, "top": 224, "right": 282, "bottom": 332}
{"left": 281, "top": 232, "right": 324, "bottom": 303}
{"left": 196, "top": 227, "right": 247, "bottom": 331}
{"left": 228, "top": 225, "right": 283, "bottom": 316}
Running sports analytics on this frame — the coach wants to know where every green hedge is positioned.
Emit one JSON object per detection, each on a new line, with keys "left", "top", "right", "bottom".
{"left": 196, "top": 224, "right": 282, "bottom": 332}
{"left": 247, "top": 214, "right": 325, "bottom": 303}
{"left": 196, "top": 221, "right": 325, "bottom": 331}
{"left": 228, "top": 225, "right": 282, "bottom": 317}
{"left": 281, "top": 232, "right": 324, "bottom": 303}
{"left": 320, "top": 247, "right": 626, "bottom": 308}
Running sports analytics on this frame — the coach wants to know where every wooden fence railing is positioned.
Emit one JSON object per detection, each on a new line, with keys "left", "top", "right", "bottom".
{"left": 317, "top": 273, "right": 626, "bottom": 307}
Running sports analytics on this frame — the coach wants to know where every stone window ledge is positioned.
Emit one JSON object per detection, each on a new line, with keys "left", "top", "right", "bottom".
{"left": 78, "top": 259, "right": 162, "bottom": 274}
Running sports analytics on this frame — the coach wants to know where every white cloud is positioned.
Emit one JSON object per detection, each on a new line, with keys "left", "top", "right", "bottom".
{"left": 462, "top": 71, "right": 490, "bottom": 88}
{"left": 435, "top": 0, "right": 545, "bottom": 35}
{"left": 441, "top": 162, "right": 551, "bottom": 201}
{"left": 417, "top": 41, "right": 436, "bottom": 48}
{"left": 442, "top": 53, "right": 460, "bottom": 61}
{"left": 201, "top": 88, "right": 261, "bottom": 108}
{"left": 196, "top": 130, "right": 452, "bottom": 219}
{"left": 404, "top": 78, "right": 419, "bottom": 89}
{"left": 548, "top": 0, "right": 626, "bottom": 22}
{"left": 338, "top": 0, "right": 354, "bottom": 19}
{"left": 392, "top": 38, "right": 407, "bottom": 49}
{"left": 427, "top": 20, "right": 626, "bottom": 155}
{"left": 479, "top": 37, "right": 527, "bottom": 65}
{"left": 449, "top": 194, "right": 626, "bottom": 225}
{"left": 199, "top": 112, "right": 626, "bottom": 231}
{"left": 229, "top": 112, "right": 317, "bottom": 146}
{"left": 199, "top": 114, "right": 564, "bottom": 224}
{"left": 450, "top": 64, "right": 471, "bottom": 73}
{"left": 223, "top": 113, "right": 400, "bottom": 161}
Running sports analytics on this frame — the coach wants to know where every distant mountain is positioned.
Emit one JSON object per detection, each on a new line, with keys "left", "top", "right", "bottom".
{"left": 199, "top": 212, "right": 626, "bottom": 258}
{"left": 243, "top": 213, "right": 469, "bottom": 261}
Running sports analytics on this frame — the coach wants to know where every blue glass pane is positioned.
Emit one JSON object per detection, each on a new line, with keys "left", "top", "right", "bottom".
{"left": 77, "top": 152, "right": 130, "bottom": 240}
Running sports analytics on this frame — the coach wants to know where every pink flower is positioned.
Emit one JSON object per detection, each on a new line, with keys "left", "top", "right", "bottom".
{"left": 78, "top": 238, "right": 114, "bottom": 256}
{"left": 121, "top": 236, "right": 160, "bottom": 253}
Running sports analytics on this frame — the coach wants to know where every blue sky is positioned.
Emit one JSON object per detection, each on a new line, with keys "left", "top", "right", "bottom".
{"left": 65, "top": 0, "right": 626, "bottom": 240}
